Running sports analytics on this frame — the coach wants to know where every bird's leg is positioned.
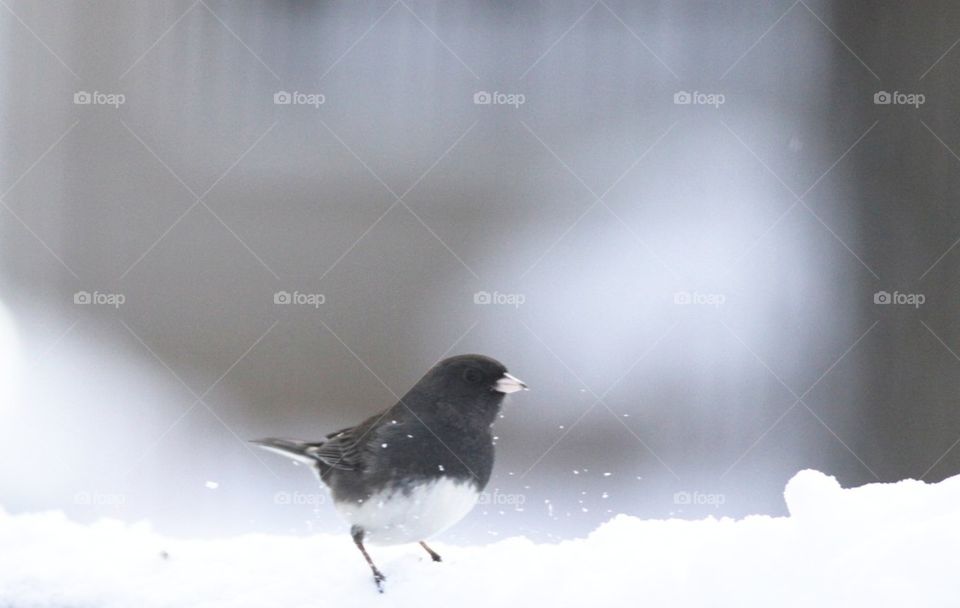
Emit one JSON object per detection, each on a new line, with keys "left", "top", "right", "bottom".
{"left": 351, "top": 526, "right": 386, "bottom": 593}
{"left": 419, "top": 541, "right": 442, "bottom": 562}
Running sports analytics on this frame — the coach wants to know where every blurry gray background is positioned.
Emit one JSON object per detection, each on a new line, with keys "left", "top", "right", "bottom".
{"left": 2, "top": 0, "right": 959, "bottom": 542}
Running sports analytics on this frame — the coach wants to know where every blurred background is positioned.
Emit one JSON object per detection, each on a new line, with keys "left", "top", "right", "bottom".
{"left": 2, "top": 0, "right": 960, "bottom": 543}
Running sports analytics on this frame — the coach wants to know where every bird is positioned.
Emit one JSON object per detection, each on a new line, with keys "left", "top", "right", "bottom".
{"left": 251, "top": 354, "right": 527, "bottom": 592}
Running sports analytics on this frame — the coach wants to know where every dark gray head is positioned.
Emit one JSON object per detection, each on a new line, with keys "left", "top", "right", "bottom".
{"left": 412, "top": 354, "right": 527, "bottom": 406}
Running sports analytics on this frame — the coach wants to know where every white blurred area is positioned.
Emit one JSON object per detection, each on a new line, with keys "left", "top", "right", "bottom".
{"left": 0, "top": 301, "right": 21, "bottom": 413}
{"left": 0, "top": 307, "right": 186, "bottom": 516}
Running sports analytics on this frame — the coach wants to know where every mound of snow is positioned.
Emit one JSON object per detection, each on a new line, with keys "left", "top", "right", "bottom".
{"left": 1, "top": 470, "right": 958, "bottom": 607}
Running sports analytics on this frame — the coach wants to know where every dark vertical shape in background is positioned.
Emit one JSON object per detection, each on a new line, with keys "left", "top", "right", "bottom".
{"left": 835, "top": 1, "right": 960, "bottom": 483}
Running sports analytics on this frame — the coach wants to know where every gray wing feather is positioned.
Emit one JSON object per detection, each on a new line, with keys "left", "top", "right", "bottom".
{"left": 306, "top": 427, "right": 367, "bottom": 471}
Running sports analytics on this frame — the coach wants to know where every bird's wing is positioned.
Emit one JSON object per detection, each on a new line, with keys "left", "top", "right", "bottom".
{"left": 305, "top": 424, "right": 373, "bottom": 471}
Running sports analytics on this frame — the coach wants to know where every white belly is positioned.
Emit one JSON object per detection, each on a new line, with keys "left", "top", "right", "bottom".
{"left": 334, "top": 478, "right": 480, "bottom": 545}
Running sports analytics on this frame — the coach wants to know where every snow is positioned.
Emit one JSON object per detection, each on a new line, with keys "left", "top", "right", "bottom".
{"left": 2, "top": 470, "right": 958, "bottom": 607}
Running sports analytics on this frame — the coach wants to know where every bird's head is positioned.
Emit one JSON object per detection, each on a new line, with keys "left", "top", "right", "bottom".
{"left": 416, "top": 354, "right": 527, "bottom": 404}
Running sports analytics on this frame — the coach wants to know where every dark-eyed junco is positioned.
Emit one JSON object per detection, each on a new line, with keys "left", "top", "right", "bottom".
{"left": 252, "top": 354, "right": 527, "bottom": 592}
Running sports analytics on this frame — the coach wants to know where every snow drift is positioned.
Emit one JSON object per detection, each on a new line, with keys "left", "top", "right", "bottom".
{"left": 2, "top": 470, "right": 958, "bottom": 607}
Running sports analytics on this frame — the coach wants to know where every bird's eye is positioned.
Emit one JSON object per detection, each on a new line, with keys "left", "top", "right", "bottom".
{"left": 463, "top": 368, "right": 483, "bottom": 383}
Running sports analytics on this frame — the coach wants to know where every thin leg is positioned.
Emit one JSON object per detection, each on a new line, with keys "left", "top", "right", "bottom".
{"left": 351, "top": 526, "right": 386, "bottom": 593}
{"left": 419, "top": 540, "right": 442, "bottom": 562}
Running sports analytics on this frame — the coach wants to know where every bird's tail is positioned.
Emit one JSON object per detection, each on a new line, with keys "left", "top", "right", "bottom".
{"left": 249, "top": 437, "right": 321, "bottom": 466}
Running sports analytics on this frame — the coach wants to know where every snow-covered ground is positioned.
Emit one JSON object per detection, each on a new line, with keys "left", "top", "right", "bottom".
{"left": 2, "top": 469, "right": 957, "bottom": 607}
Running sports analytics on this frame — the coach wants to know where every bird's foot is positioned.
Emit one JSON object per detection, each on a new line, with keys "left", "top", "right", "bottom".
{"left": 372, "top": 568, "right": 386, "bottom": 593}
{"left": 419, "top": 541, "right": 443, "bottom": 562}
